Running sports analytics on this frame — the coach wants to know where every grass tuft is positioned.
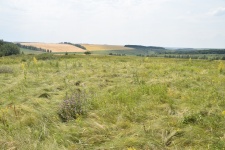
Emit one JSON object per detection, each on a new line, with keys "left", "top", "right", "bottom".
{"left": 0, "top": 66, "right": 13, "bottom": 74}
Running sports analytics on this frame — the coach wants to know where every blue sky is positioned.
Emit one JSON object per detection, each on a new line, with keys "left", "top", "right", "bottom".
{"left": 0, "top": 0, "right": 225, "bottom": 48}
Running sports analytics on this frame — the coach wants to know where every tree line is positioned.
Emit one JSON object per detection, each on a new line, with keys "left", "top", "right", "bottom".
{"left": 164, "top": 54, "right": 225, "bottom": 60}
{"left": 61, "top": 42, "right": 86, "bottom": 50}
{"left": 0, "top": 40, "right": 20, "bottom": 56}
{"left": 124, "top": 45, "right": 165, "bottom": 50}
{"left": 164, "top": 49, "right": 225, "bottom": 55}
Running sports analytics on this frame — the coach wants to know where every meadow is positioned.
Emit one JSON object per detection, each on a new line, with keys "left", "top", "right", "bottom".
{"left": 0, "top": 54, "right": 225, "bottom": 150}
{"left": 20, "top": 48, "right": 45, "bottom": 54}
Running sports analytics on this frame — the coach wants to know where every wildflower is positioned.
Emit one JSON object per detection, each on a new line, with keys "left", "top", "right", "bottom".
{"left": 222, "top": 111, "right": 225, "bottom": 116}
{"left": 144, "top": 57, "right": 149, "bottom": 62}
{"left": 189, "top": 58, "right": 192, "bottom": 62}
{"left": 21, "top": 63, "right": 25, "bottom": 70}
{"left": 218, "top": 61, "right": 224, "bottom": 73}
{"left": 127, "top": 147, "right": 136, "bottom": 150}
{"left": 176, "top": 128, "right": 181, "bottom": 132}
{"left": 33, "top": 57, "right": 37, "bottom": 64}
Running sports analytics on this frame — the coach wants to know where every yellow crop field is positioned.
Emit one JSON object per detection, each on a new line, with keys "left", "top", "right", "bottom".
{"left": 81, "top": 44, "right": 134, "bottom": 51}
{"left": 20, "top": 43, "right": 85, "bottom": 52}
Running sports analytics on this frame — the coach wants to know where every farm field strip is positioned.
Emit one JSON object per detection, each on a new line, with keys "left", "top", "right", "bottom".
{"left": 20, "top": 43, "right": 85, "bottom": 52}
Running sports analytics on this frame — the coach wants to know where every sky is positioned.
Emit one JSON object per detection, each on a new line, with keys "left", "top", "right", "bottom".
{"left": 0, "top": 0, "right": 225, "bottom": 48}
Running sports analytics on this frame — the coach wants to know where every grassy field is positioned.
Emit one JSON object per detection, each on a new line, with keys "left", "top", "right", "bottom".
{"left": 0, "top": 54, "right": 225, "bottom": 149}
{"left": 20, "top": 48, "right": 45, "bottom": 54}
{"left": 88, "top": 49, "right": 155, "bottom": 56}
{"left": 20, "top": 43, "right": 85, "bottom": 52}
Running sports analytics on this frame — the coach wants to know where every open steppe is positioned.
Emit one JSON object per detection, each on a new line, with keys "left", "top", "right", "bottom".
{"left": 0, "top": 54, "right": 225, "bottom": 149}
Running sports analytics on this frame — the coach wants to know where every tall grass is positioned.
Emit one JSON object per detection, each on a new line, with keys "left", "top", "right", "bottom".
{"left": 0, "top": 55, "right": 225, "bottom": 149}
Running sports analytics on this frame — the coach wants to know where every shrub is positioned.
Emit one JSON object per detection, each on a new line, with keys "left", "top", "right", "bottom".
{"left": 84, "top": 51, "right": 91, "bottom": 55}
{"left": 58, "top": 90, "right": 87, "bottom": 122}
{"left": 35, "top": 53, "right": 56, "bottom": 60}
{"left": 0, "top": 42, "right": 20, "bottom": 56}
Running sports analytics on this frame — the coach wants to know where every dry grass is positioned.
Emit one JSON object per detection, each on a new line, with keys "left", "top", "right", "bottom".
{"left": 1, "top": 55, "right": 225, "bottom": 149}
{"left": 20, "top": 43, "right": 85, "bottom": 52}
{"left": 81, "top": 44, "right": 134, "bottom": 51}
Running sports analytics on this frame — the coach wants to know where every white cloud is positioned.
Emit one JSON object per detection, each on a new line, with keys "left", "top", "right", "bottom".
{"left": 209, "top": 7, "right": 225, "bottom": 16}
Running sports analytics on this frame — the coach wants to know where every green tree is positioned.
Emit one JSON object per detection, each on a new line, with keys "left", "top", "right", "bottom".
{"left": 84, "top": 51, "right": 91, "bottom": 55}
{"left": 0, "top": 40, "right": 4, "bottom": 46}
{"left": 0, "top": 42, "right": 20, "bottom": 56}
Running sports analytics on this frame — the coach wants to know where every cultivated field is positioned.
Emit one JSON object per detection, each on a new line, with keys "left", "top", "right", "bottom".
{"left": 0, "top": 54, "right": 225, "bottom": 149}
{"left": 20, "top": 43, "right": 85, "bottom": 52}
{"left": 81, "top": 44, "right": 134, "bottom": 51}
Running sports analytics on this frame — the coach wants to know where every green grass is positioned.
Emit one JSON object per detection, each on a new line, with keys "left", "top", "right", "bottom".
{"left": 20, "top": 48, "right": 45, "bottom": 54}
{"left": 0, "top": 55, "right": 225, "bottom": 149}
{"left": 89, "top": 49, "right": 155, "bottom": 56}
{"left": 69, "top": 49, "right": 156, "bottom": 56}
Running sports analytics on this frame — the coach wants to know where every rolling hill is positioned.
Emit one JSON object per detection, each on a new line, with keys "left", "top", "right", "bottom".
{"left": 80, "top": 44, "right": 134, "bottom": 51}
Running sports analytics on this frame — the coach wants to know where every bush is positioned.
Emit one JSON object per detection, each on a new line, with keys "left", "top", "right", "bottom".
{"left": 84, "top": 51, "right": 91, "bottom": 55}
{"left": 35, "top": 53, "right": 56, "bottom": 60}
{"left": 58, "top": 90, "right": 87, "bottom": 122}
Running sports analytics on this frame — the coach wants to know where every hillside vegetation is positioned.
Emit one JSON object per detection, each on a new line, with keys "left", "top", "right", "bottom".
{"left": 124, "top": 45, "right": 165, "bottom": 50}
{"left": 18, "top": 42, "right": 225, "bottom": 58}
{"left": 0, "top": 40, "right": 20, "bottom": 56}
{"left": 0, "top": 54, "right": 225, "bottom": 149}
{"left": 81, "top": 44, "right": 134, "bottom": 51}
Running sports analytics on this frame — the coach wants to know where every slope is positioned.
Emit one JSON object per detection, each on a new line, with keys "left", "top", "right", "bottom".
{"left": 81, "top": 44, "right": 134, "bottom": 51}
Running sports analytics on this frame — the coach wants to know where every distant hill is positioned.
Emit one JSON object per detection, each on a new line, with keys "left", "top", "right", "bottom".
{"left": 124, "top": 45, "right": 166, "bottom": 50}
{"left": 170, "top": 49, "right": 225, "bottom": 54}
{"left": 81, "top": 44, "right": 134, "bottom": 51}
{"left": 17, "top": 42, "right": 225, "bottom": 56}
{"left": 174, "top": 48, "right": 195, "bottom": 51}
{"left": 17, "top": 43, "right": 168, "bottom": 55}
